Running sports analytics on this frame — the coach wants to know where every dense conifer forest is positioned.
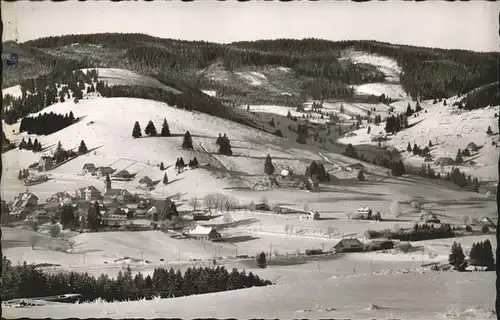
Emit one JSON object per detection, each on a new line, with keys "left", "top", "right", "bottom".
{"left": 3, "top": 34, "right": 498, "bottom": 105}
{"left": 1, "top": 256, "right": 272, "bottom": 302}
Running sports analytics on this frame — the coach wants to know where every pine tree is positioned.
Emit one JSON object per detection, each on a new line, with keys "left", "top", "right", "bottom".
{"left": 27, "top": 137, "right": 33, "bottom": 150}
{"left": 286, "top": 110, "right": 292, "bottom": 118}
{"left": 462, "top": 148, "right": 470, "bottom": 157}
{"left": 367, "top": 126, "right": 371, "bottom": 134}
{"left": 448, "top": 241, "right": 466, "bottom": 270}
{"left": 428, "top": 140, "right": 433, "bottom": 147}
{"left": 160, "top": 162, "right": 165, "bottom": 171}
{"left": 256, "top": 252, "right": 267, "bottom": 268}
{"left": 105, "top": 173, "right": 111, "bottom": 189}
{"left": 182, "top": 131, "right": 193, "bottom": 150}
{"left": 78, "top": 140, "right": 88, "bottom": 154}
{"left": 132, "top": 121, "right": 142, "bottom": 138}
{"left": 407, "top": 142, "right": 412, "bottom": 152}
{"left": 455, "top": 149, "right": 463, "bottom": 164}
{"left": 482, "top": 239, "right": 495, "bottom": 270}
{"left": 264, "top": 154, "right": 275, "bottom": 175}
{"left": 357, "top": 170, "right": 365, "bottom": 181}
{"left": 486, "top": 126, "right": 493, "bottom": 135}
{"left": 145, "top": 120, "right": 157, "bottom": 136}
{"left": 161, "top": 119, "right": 170, "bottom": 137}
{"left": 162, "top": 173, "right": 168, "bottom": 185}
{"left": 412, "top": 143, "right": 419, "bottom": 155}
{"left": 218, "top": 135, "right": 233, "bottom": 155}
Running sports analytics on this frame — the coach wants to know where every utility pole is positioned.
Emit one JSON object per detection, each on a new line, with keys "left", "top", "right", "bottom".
{"left": 269, "top": 242, "right": 272, "bottom": 267}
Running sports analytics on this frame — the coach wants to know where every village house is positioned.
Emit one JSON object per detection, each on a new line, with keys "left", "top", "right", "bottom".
{"left": 12, "top": 191, "right": 39, "bottom": 209}
{"left": 188, "top": 225, "right": 221, "bottom": 240}
{"left": 103, "top": 176, "right": 135, "bottom": 203}
{"left": 9, "top": 207, "right": 32, "bottom": 221}
{"left": 38, "top": 156, "right": 54, "bottom": 171}
{"left": 355, "top": 206, "right": 373, "bottom": 219}
{"left": 299, "top": 211, "right": 320, "bottom": 220}
{"left": 77, "top": 186, "right": 102, "bottom": 201}
{"left": 254, "top": 203, "right": 271, "bottom": 211}
{"left": 466, "top": 142, "right": 480, "bottom": 152}
{"left": 138, "top": 176, "right": 155, "bottom": 189}
{"left": 48, "top": 191, "right": 75, "bottom": 203}
{"left": 481, "top": 217, "right": 496, "bottom": 228}
{"left": 333, "top": 238, "right": 365, "bottom": 253}
{"left": 435, "top": 157, "right": 455, "bottom": 166}
{"left": 113, "top": 169, "right": 136, "bottom": 180}
{"left": 96, "top": 166, "right": 115, "bottom": 177}
{"left": 82, "top": 163, "right": 97, "bottom": 175}
{"left": 346, "top": 163, "right": 365, "bottom": 172}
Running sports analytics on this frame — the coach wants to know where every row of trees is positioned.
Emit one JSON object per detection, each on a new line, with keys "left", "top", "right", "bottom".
{"left": 367, "top": 223, "right": 457, "bottom": 242}
{"left": 19, "top": 111, "right": 78, "bottom": 135}
{"left": 132, "top": 119, "right": 171, "bottom": 138}
{"left": 18, "top": 137, "right": 43, "bottom": 152}
{"left": 216, "top": 133, "right": 233, "bottom": 155}
{"left": 449, "top": 239, "right": 495, "bottom": 271}
{"left": 1, "top": 256, "right": 272, "bottom": 302}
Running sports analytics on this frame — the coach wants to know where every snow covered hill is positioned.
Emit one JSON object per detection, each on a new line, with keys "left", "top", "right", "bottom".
{"left": 2, "top": 95, "right": 381, "bottom": 201}
{"left": 339, "top": 96, "right": 499, "bottom": 183}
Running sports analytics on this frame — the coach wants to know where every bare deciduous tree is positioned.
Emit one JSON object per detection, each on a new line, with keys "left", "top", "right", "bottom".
{"left": 326, "top": 226, "right": 334, "bottom": 238}
{"left": 29, "top": 235, "right": 40, "bottom": 250}
{"left": 462, "top": 216, "right": 470, "bottom": 225}
{"left": 188, "top": 197, "right": 200, "bottom": 211}
{"left": 49, "top": 224, "right": 61, "bottom": 238}
{"left": 248, "top": 201, "right": 255, "bottom": 210}
{"left": 303, "top": 202, "right": 310, "bottom": 212}
{"left": 223, "top": 213, "right": 233, "bottom": 224}
{"left": 204, "top": 194, "right": 216, "bottom": 211}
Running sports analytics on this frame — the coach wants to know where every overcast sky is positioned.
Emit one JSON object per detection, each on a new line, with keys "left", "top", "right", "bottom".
{"left": 3, "top": 0, "right": 499, "bottom": 52}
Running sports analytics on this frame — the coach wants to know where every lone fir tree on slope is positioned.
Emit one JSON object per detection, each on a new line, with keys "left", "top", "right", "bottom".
{"left": 264, "top": 154, "right": 275, "bottom": 175}
{"left": 132, "top": 121, "right": 142, "bottom": 138}
{"left": 182, "top": 131, "right": 193, "bottom": 150}
{"left": 78, "top": 140, "right": 88, "bottom": 154}
{"left": 162, "top": 173, "right": 169, "bottom": 185}
{"left": 161, "top": 118, "right": 171, "bottom": 137}
{"left": 145, "top": 120, "right": 157, "bottom": 137}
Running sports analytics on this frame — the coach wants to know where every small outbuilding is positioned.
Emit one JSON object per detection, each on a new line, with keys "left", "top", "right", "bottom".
{"left": 82, "top": 163, "right": 96, "bottom": 175}
{"left": 466, "top": 142, "right": 479, "bottom": 152}
{"left": 188, "top": 225, "right": 221, "bottom": 240}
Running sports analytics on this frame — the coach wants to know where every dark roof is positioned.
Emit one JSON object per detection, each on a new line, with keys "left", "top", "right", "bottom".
{"left": 334, "top": 238, "right": 364, "bottom": 249}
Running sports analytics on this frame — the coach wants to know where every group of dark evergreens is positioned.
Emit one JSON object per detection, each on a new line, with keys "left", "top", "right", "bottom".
{"left": 1, "top": 256, "right": 272, "bottom": 303}
{"left": 132, "top": 119, "right": 171, "bottom": 138}
{"left": 19, "top": 111, "right": 79, "bottom": 135}
{"left": 3, "top": 69, "right": 97, "bottom": 124}
{"left": 18, "top": 137, "right": 43, "bottom": 152}
{"left": 448, "top": 239, "right": 495, "bottom": 271}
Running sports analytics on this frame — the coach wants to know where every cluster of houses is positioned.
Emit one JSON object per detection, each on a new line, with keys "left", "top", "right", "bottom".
{"left": 82, "top": 163, "right": 157, "bottom": 189}
{"left": 3, "top": 173, "right": 167, "bottom": 228}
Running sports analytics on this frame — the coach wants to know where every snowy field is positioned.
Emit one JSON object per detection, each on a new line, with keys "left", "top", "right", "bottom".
{"left": 2, "top": 62, "right": 497, "bottom": 319}
{"left": 4, "top": 269, "right": 495, "bottom": 320}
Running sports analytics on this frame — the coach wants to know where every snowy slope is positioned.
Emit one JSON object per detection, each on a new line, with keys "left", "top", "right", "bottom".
{"left": 341, "top": 49, "right": 407, "bottom": 99}
{"left": 338, "top": 97, "right": 499, "bottom": 182}
{"left": 79, "top": 68, "right": 181, "bottom": 94}
{"left": 2, "top": 85, "right": 23, "bottom": 99}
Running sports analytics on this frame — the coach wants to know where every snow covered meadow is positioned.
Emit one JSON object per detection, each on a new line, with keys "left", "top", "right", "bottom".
{"left": 1, "top": 57, "right": 497, "bottom": 319}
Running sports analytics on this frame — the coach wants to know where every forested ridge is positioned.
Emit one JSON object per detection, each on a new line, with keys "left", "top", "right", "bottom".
{"left": 3, "top": 33, "right": 498, "bottom": 108}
